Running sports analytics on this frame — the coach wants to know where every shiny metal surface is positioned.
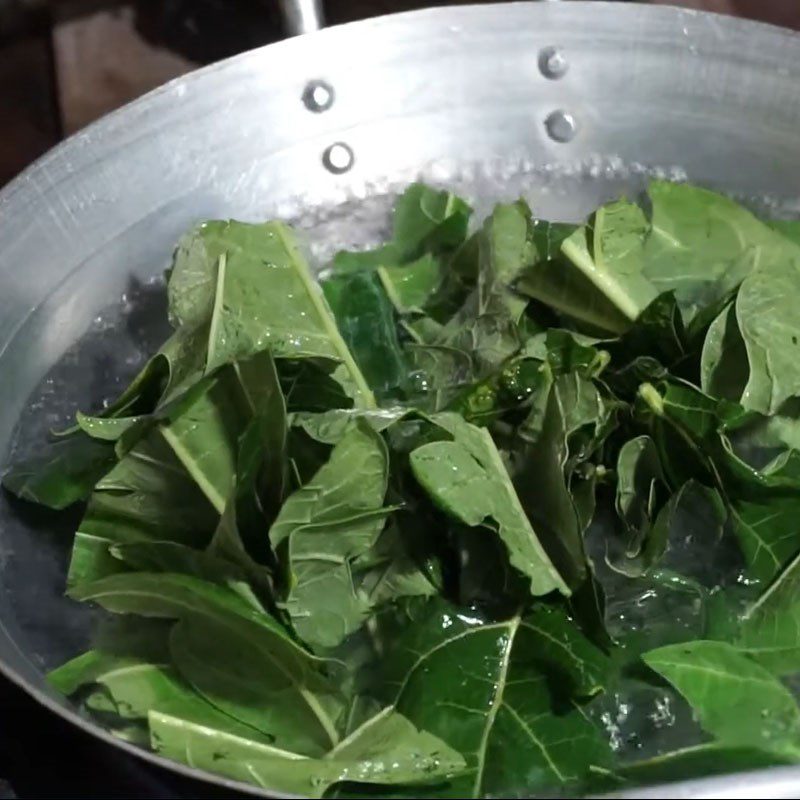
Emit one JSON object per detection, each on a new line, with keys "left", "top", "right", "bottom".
{"left": 1, "top": 2, "right": 800, "bottom": 797}
{"left": 613, "top": 764, "right": 800, "bottom": 799}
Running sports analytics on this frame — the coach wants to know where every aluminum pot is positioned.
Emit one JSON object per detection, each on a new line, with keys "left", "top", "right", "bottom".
{"left": 2, "top": 2, "right": 800, "bottom": 797}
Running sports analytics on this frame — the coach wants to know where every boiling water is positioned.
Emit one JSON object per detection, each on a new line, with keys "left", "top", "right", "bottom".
{"left": 0, "top": 158, "right": 797, "bottom": 779}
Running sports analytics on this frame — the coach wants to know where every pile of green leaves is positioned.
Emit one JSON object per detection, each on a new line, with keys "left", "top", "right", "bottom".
{"left": 7, "top": 180, "right": 800, "bottom": 796}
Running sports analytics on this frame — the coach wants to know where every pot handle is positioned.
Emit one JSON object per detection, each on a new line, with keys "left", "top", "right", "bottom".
{"left": 278, "top": 0, "right": 325, "bottom": 35}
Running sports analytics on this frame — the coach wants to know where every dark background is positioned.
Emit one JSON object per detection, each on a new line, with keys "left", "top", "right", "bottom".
{"left": 0, "top": 0, "right": 799, "bottom": 796}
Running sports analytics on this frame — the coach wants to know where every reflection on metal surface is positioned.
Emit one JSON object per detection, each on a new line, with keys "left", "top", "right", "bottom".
{"left": 611, "top": 763, "right": 800, "bottom": 799}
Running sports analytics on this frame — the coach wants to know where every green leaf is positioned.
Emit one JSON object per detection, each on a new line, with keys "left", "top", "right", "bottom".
{"left": 442, "top": 353, "right": 542, "bottom": 427}
{"left": 639, "top": 381, "right": 800, "bottom": 582}
{"left": 435, "top": 287, "right": 525, "bottom": 379}
{"left": 722, "top": 398, "right": 800, "bottom": 473}
{"left": 158, "top": 372, "right": 243, "bottom": 513}
{"left": 640, "top": 181, "right": 780, "bottom": 323}
{"left": 614, "top": 436, "right": 665, "bottom": 557}
{"left": 322, "top": 270, "right": 408, "bottom": 397}
{"left": 430, "top": 203, "right": 536, "bottom": 379}
{"left": 516, "top": 214, "right": 630, "bottom": 336}
{"left": 210, "top": 373, "right": 287, "bottom": 569}
{"left": 64, "top": 322, "right": 208, "bottom": 440}
{"left": 528, "top": 218, "right": 576, "bottom": 263}
{"left": 169, "top": 615, "right": 342, "bottom": 754}
{"left": 643, "top": 640, "right": 800, "bottom": 755}
{"left": 53, "top": 651, "right": 268, "bottom": 737}
{"left": 2, "top": 434, "right": 116, "bottom": 510}
{"left": 75, "top": 412, "right": 146, "bottom": 442}
{"left": 737, "top": 551, "right": 800, "bottom": 675}
{"left": 279, "top": 358, "right": 354, "bottom": 413}
{"left": 269, "top": 423, "right": 393, "bottom": 649}
{"left": 103, "top": 321, "right": 211, "bottom": 421}
{"left": 390, "top": 184, "right": 472, "bottom": 259}
{"left": 516, "top": 258, "right": 630, "bottom": 336}
{"left": 512, "top": 375, "right": 594, "bottom": 590}
{"left": 519, "top": 362, "right": 614, "bottom": 458}
{"left": 156, "top": 350, "right": 288, "bottom": 516}
{"left": 355, "top": 521, "right": 440, "bottom": 609}
{"left": 561, "top": 182, "right": 793, "bottom": 326}
{"left": 67, "top": 572, "right": 281, "bottom": 634}
{"left": 478, "top": 201, "right": 534, "bottom": 289}
{"left": 169, "top": 223, "right": 224, "bottom": 329}
{"left": 332, "top": 183, "right": 472, "bottom": 276}
{"left": 422, "top": 233, "right": 480, "bottom": 324}
{"left": 290, "top": 408, "right": 407, "bottom": 445}
{"left": 520, "top": 603, "right": 610, "bottom": 697}
{"left": 50, "top": 616, "right": 314, "bottom": 747}
{"left": 540, "top": 329, "right": 610, "bottom": 378}
{"left": 206, "top": 493, "right": 273, "bottom": 603}
{"left": 609, "top": 291, "right": 687, "bottom": 367}
{"left": 378, "top": 253, "right": 441, "bottom": 313}
{"left": 150, "top": 706, "right": 466, "bottom": 798}
{"left": 49, "top": 618, "right": 171, "bottom": 696}
{"left": 768, "top": 219, "right": 800, "bottom": 246}
{"left": 189, "top": 221, "right": 374, "bottom": 407}
{"left": 701, "top": 301, "right": 749, "bottom": 402}
{"left": 235, "top": 349, "right": 288, "bottom": 515}
{"left": 382, "top": 602, "right": 611, "bottom": 797}
{"left": 729, "top": 496, "right": 800, "bottom": 585}
{"left": 410, "top": 413, "right": 569, "bottom": 597}
{"left": 73, "top": 426, "right": 217, "bottom": 551}
{"left": 69, "top": 572, "right": 344, "bottom": 754}
{"left": 407, "top": 343, "right": 476, "bottom": 415}
{"left": 110, "top": 540, "right": 268, "bottom": 612}
{"left": 562, "top": 196, "right": 652, "bottom": 321}
{"left": 66, "top": 423, "right": 219, "bottom": 588}
{"left": 738, "top": 607, "right": 800, "bottom": 679}
{"left": 67, "top": 533, "right": 127, "bottom": 588}
{"left": 737, "top": 252, "right": 800, "bottom": 414}
{"left": 608, "top": 480, "right": 725, "bottom": 579}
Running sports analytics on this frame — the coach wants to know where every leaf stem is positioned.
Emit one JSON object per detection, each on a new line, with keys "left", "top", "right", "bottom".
{"left": 274, "top": 224, "right": 376, "bottom": 409}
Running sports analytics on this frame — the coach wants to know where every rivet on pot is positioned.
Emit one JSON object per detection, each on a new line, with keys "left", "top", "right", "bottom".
{"left": 322, "top": 142, "right": 354, "bottom": 174}
{"left": 544, "top": 110, "right": 577, "bottom": 143}
{"left": 538, "top": 46, "right": 568, "bottom": 79}
{"left": 303, "top": 80, "right": 335, "bottom": 112}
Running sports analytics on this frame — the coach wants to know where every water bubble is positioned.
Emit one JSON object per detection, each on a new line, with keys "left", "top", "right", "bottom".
{"left": 409, "top": 370, "right": 430, "bottom": 393}
{"left": 649, "top": 696, "right": 676, "bottom": 729}
{"left": 538, "top": 46, "right": 568, "bottom": 80}
{"left": 544, "top": 110, "right": 577, "bottom": 143}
